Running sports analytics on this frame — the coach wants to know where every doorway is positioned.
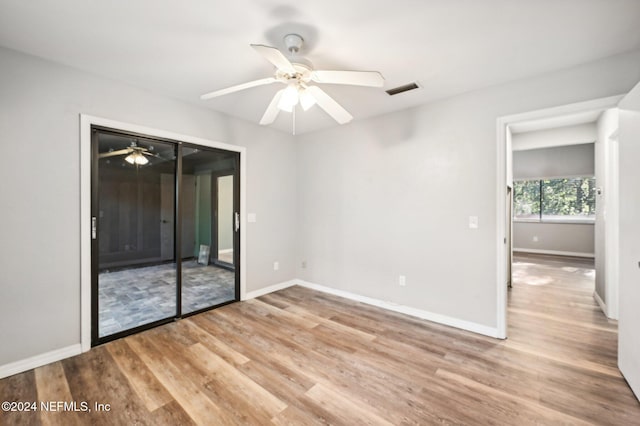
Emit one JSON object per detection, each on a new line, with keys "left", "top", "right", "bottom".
{"left": 496, "top": 95, "right": 623, "bottom": 338}
{"left": 90, "top": 126, "right": 240, "bottom": 345}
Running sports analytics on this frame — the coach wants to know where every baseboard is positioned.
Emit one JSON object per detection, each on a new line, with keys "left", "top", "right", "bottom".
{"left": 243, "top": 280, "right": 297, "bottom": 300}
{"left": 0, "top": 344, "right": 82, "bottom": 379}
{"left": 240, "top": 278, "right": 498, "bottom": 338}
{"left": 593, "top": 291, "right": 608, "bottom": 317}
{"left": 296, "top": 280, "right": 500, "bottom": 338}
{"left": 218, "top": 248, "right": 233, "bottom": 254}
{"left": 513, "top": 248, "right": 595, "bottom": 258}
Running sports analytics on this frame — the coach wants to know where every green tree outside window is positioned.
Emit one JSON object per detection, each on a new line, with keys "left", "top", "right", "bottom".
{"left": 514, "top": 177, "right": 595, "bottom": 222}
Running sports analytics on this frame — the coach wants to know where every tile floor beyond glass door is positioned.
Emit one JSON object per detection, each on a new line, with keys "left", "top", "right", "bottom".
{"left": 98, "top": 260, "right": 235, "bottom": 337}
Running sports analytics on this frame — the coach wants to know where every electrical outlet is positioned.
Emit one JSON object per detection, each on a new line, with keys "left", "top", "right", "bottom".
{"left": 273, "top": 261, "right": 279, "bottom": 271}
{"left": 301, "top": 261, "right": 307, "bottom": 269}
{"left": 399, "top": 275, "right": 406, "bottom": 286}
{"left": 533, "top": 236, "right": 539, "bottom": 242}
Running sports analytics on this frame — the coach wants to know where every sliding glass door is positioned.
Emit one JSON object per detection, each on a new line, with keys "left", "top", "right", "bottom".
{"left": 180, "top": 146, "right": 239, "bottom": 315}
{"left": 91, "top": 128, "right": 239, "bottom": 345}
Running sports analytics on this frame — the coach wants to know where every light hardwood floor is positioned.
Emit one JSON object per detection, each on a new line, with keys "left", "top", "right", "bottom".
{"left": 1, "top": 254, "right": 639, "bottom": 425}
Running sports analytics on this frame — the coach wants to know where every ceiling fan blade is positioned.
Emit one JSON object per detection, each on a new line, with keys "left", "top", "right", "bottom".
{"left": 200, "top": 77, "right": 278, "bottom": 100}
{"left": 305, "top": 86, "right": 353, "bottom": 124}
{"left": 260, "top": 89, "right": 285, "bottom": 125}
{"left": 311, "top": 70, "right": 384, "bottom": 87}
{"left": 98, "top": 148, "right": 131, "bottom": 159}
{"left": 250, "top": 44, "right": 296, "bottom": 74}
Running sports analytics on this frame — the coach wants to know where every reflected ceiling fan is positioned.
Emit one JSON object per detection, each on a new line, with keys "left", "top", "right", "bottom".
{"left": 98, "top": 141, "right": 156, "bottom": 166}
{"left": 200, "top": 34, "right": 384, "bottom": 126}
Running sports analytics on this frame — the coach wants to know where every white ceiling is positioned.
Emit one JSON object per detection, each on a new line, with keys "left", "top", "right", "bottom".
{"left": 1, "top": 0, "right": 639, "bottom": 135}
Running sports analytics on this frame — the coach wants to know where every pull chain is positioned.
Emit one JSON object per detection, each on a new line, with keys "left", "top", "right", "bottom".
{"left": 292, "top": 105, "right": 296, "bottom": 135}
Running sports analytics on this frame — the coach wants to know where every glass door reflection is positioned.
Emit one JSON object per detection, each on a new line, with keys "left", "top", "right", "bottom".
{"left": 181, "top": 147, "right": 238, "bottom": 315}
{"left": 94, "top": 130, "right": 177, "bottom": 340}
{"left": 91, "top": 129, "right": 240, "bottom": 344}
{"left": 216, "top": 174, "right": 235, "bottom": 267}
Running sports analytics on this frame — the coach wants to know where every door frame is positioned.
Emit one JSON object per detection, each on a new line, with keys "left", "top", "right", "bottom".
{"left": 80, "top": 114, "right": 246, "bottom": 352}
{"left": 495, "top": 95, "right": 623, "bottom": 339}
{"left": 90, "top": 126, "right": 182, "bottom": 346}
{"left": 506, "top": 185, "right": 513, "bottom": 288}
{"left": 605, "top": 129, "right": 620, "bottom": 319}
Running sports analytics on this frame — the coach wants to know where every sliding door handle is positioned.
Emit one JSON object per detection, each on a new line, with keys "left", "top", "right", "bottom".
{"left": 235, "top": 212, "right": 240, "bottom": 232}
{"left": 91, "top": 217, "right": 97, "bottom": 240}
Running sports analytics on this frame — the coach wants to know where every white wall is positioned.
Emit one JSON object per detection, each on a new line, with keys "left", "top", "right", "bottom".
{"left": 296, "top": 49, "right": 640, "bottom": 330}
{"left": 512, "top": 123, "right": 597, "bottom": 151}
{"left": 512, "top": 143, "right": 594, "bottom": 180}
{"left": 594, "top": 108, "right": 619, "bottom": 309}
{"left": 0, "top": 46, "right": 296, "bottom": 367}
{"left": 513, "top": 222, "right": 594, "bottom": 256}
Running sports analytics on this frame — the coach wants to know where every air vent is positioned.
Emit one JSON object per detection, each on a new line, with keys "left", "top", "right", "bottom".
{"left": 386, "top": 82, "right": 420, "bottom": 96}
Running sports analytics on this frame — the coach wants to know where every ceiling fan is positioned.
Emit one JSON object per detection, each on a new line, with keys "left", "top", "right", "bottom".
{"left": 200, "top": 34, "right": 384, "bottom": 126}
{"left": 98, "top": 141, "right": 156, "bottom": 166}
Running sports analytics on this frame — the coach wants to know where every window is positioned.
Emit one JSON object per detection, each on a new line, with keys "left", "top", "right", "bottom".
{"left": 514, "top": 177, "right": 595, "bottom": 222}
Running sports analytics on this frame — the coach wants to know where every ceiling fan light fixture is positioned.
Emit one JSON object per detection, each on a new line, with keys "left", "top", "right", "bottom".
{"left": 125, "top": 151, "right": 149, "bottom": 165}
{"left": 278, "top": 84, "right": 299, "bottom": 111}
{"left": 136, "top": 155, "right": 149, "bottom": 165}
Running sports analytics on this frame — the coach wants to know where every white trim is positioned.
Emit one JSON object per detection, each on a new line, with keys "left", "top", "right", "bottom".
{"left": 297, "top": 281, "right": 500, "bottom": 338}
{"left": 239, "top": 278, "right": 499, "bottom": 338}
{"left": 513, "top": 248, "right": 595, "bottom": 258}
{"left": 496, "top": 95, "right": 624, "bottom": 341}
{"left": 80, "top": 115, "right": 92, "bottom": 352}
{"left": 0, "top": 344, "right": 82, "bottom": 379}
{"left": 80, "top": 114, "right": 247, "bottom": 351}
{"left": 605, "top": 129, "right": 620, "bottom": 320}
{"left": 593, "top": 291, "right": 608, "bottom": 317}
{"left": 243, "top": 280, "right": 297, "bottom": 300}
{"left": 218, "top": 248, "right": 233, "bottom": 254}
{"left": 498, "top": 95, "right": 624, "bottom": 128}
{"left": 496, "top": 118, "right": 508, "bottom": 339}
{"left": 239, "top": 147, "right": 247, "bottom": 301}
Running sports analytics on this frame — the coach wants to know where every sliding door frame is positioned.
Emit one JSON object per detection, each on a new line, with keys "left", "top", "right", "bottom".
{"left": 80, "top": 115, "right": 246, "bottom": 352}
{"left": 90, "top": 126, "right": 188, "bottom": 346}
{"left": 179, "top": 143, "right": 241, "bottom": 319}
